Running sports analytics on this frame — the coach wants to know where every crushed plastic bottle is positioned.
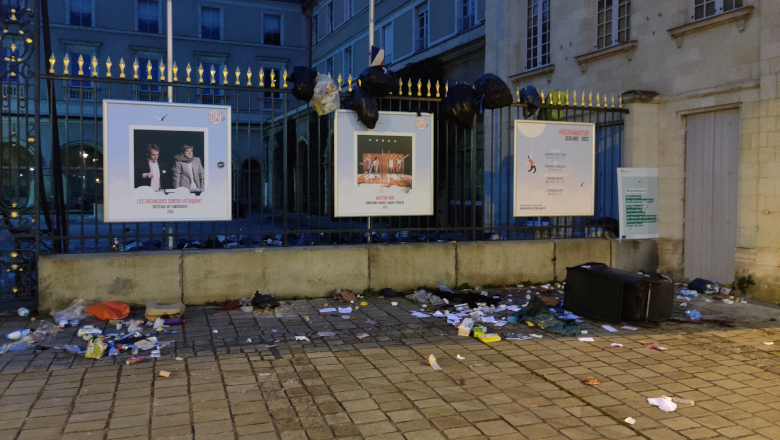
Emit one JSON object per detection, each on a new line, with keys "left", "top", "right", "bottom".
{"left": 684, "top": 310, "right": 702, "bottom": 320}
{"left": 671, "top": 397, "right": 695, "bottom": 406}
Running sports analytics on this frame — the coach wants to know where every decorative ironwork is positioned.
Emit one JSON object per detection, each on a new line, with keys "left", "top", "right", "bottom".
{"left": 1, "top": 0, "right": 40, "bottom": 310}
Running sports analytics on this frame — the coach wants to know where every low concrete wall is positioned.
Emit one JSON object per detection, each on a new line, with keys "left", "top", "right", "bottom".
{"left": 38, "top": 238, "right": 658, "bottom": 311}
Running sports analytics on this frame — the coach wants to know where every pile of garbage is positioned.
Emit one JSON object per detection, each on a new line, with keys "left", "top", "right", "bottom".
{"left": 403, "top": 281, "right": 581, "bottom": 341}
{"left": 2, "top": 299, "right": 186, "bottom": 364}
{"left": 217, "top": 291, "right": 282, "bottom": 313}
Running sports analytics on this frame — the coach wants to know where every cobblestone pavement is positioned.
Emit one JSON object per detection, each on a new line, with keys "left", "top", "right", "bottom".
{"left": 1, "top": 296, "right": 780, "bottom": 440}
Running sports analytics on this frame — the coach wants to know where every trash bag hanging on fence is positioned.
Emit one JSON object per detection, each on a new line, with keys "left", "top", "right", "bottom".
{"left": 350, "top": 85, "right": 379, "bottom": 129}
{"left": 290, "top": 65, "right": 317, "bottom": 101}
{"left": 474, "top": 74, "right": 513, "bottom": 112}
{"left": 442, "top": 83, "right": 477, "bottom": 128}
{"left": 311, "top": 74, "right": 341, "bottom": 116}
{"left": 358, "top": 66, "right": 398, "bottom": 98}
{"left": 518, "top": 85, "right": 541, "bottom": 119}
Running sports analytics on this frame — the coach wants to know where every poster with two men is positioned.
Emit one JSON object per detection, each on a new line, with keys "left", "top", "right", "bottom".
{"left": 102, "top": 100, "right": 232, "bottom": 222}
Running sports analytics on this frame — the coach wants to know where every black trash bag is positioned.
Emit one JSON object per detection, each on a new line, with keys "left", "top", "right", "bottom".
{"left": 509, "top": 295, "right": 581, "bottom": 337}
{"left": 442, "top": 83, "right": 477, "bottom": 128}
{"left": 349, "top": 85, "right": 379, "bottom": 129}
{"left": 251, "top": 291, "right": 281, "bottom": 310}
{"left": 358, "top": 66, "right": 398, "bottom": 98}
{"left": 474, "top": 73, "right": 513, "bottom": 111}
{"left": 689, "top": 278, "right": 714, "bottom": 293}
{"left": 381, "top": 288, "right": 396, "bottom": 298}
{"left": 290, "top": 66, "right": 317, "bottom": 101}
{"left": 518, "top": 85, "right": 541, "bottom": 119}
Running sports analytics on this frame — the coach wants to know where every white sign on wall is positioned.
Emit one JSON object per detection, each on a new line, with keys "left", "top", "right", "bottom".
{"left": 103, "top": 100, "right": 232, "bottom": 222}
{"left": 617, "top": 168, "right": 659, "bottom": 239}
{"left": 513, "top": 120, "right": 595, "bottom": 217}
{"left": 334, "top": 110, "right": 434, "bottom": 217}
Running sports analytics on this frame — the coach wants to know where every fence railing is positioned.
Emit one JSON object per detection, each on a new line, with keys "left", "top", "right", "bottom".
{"left": 8, "top": 53, "right": 626, "bottom": 257}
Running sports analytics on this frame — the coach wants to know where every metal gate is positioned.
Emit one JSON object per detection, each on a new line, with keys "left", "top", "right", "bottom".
{"left": 0, "top": 2, "right": 626, "bottom": 311}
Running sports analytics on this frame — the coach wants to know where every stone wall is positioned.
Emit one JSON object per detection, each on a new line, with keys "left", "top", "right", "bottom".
{"left": 38, "top": 239, "right": 656, "bottom": 311}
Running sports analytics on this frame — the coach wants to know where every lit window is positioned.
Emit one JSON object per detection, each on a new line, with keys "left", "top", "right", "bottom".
{"left": 201, "top": 7, "right": 221, "bottom": 40}
{"left": 138, "top": 0, "right": 159, "bottom": 33}
{"left": 526, "top": 0, "right": 550, "bottom": 70}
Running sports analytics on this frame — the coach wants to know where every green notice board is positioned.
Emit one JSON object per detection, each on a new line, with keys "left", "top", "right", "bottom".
{"left": 617, "top": 168, "right": 659, "bottom": 239}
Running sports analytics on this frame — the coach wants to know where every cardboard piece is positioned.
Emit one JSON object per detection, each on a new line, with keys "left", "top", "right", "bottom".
{"left": 145, "top": 300, "right": 186, "bottom": 321}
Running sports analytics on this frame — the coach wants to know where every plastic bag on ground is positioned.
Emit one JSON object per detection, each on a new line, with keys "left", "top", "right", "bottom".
{"left": 84, "top": 302, "right": 130, "bottom": 321}
{"left": 474, "top": 74, "right": 513, "bottom": 111}
{"left": 290, "top": 65, "right": 317, "bottom": 101}
{"left": 1, "top": 321, "right": 61, "bottom": 354}
{"left": 251, "top": 292, "right": 281, "bottom": 310}
{"left": 333, "top": 289, "right": 357, "bottom": 303}
{"left": 518, "top": 85, "right": 541, "bottom": 119}
{"left": 349, "top": 85, "right": 379, "bottom": 129}
{"left": 358, "top": 66, "right": 398, "bottom": 98}
{"left": 145, "top": 300, "right": 186, "bottom": 321}
{"left": 406, "top": 290, "right": 432, "bottom": 303}
{"left": 511, "top": 296, "right": 581, "bottom": 337}
{"left": 442, "top": 84, "right": 477, "bottom": 128}
{"left": 437, "top": 281, "right": 454, "bottom": 293}
{"left": 311, "top": 74, "right": 340, "bottom": 116}
{"left": 51, "top": 299, "right": 88, "bottom": 322}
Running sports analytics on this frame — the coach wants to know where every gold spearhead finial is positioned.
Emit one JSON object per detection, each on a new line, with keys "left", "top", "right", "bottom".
{"left": 436, "top": 80, "right": 441, "bottom": 98}
{"left": 235, "top": 66, "right": 241, "bottom": 85}
{"left": 210, "top": 64, "right": 216, "bottom": 84}
{"left": 119, "top": 57, "right": 126, "bottom": 78}
{"left": 516, "top": 86, "right": 520, "bottom": 103}
{"left": 417, "top": 79, "right": 422, "bottom": 97}
{"left": 77, "top": 54, "right": 84, "bottom": 76}
{"left": 173, "top": 61, "right": 178, "bottom": 82}
{"left": 348, "top": 73, "right": 353, "bottom": 92}
{"left": 445, "top": 81, "right": 448, "bottom": 97}
{"left": 611, "top": 94, "right": 615, "bottom": 108}
{"left": 222, "top": 65, "right": 228, "bottom": 85}
{"left": 146, "top": 59, "right": 152, "bottom": 80}
{"left": 270, "top": 69, "right": 276, "bottom": 88}
{"left": 246, "top": 67, "right": 252, "bottom": 86}
{"left": 565, "top": 90, "right": 569, "bottom": 106}
{"left": 619, "top": 95, "right": 623, "bottom": 108}
{"left": 283, "top": 69, "right": 288, "bottom": 88}
{"left": 581, "top": 91, "right": 585, "bottom": 106}
{"left": 48, "top": 53, "right": 56, "bottom": 74}
{"left": 133, "top": 58, "right": 139, "bottom": 79}
{"left": 596, "top": 92, "right": 600, "bottom": 107}
{"left": 337, "top": 73, "right": 343, "bottom": 92}
{"left": 91, "top": 55, "right": 98, "bottom": 77}
{"left": 541, "top": 89, "right": 545, "bottom": 103}
{"left": 159, "top": 60, "right": 165, "bottom": 81}
{"left": 588, "top": 92, "right": 592, "bottom": 107}
{"left": 407, "top": 78, "right": 412, "bottom": 96}
{"left": 198, "top": 63, "right": 203, "bottom": 83}
{"left": 186, "top": 62, "right": 192, "bottom": 83}
{"left": 398, "top": 78, "right": 403, "bottom": 95}
{"left": 427, "top": 80, "right": 431, "bottom": 97}
{"left": 106, "top": 56, "right": 112, "bottom": 78}
{"left": 573, "top": 90, "right": 577, "bottom": 106}
{"left": 259, "top": 68, "right": 264, "bottom": 87}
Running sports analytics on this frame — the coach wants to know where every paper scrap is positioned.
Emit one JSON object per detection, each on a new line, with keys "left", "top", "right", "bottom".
{"left": 484, "top": 316, "right": 496, "bottom": 323}
{"left": 134, "top": 340, "right": 155, "bottom": 351}
{"left": 530, "top": 334, "right": 542, "bottom": 338}
{"left": 611, "top": 343, "right": 623, "bottom": 347}
{"left": 427, "top": 354, "right": 442, "bottom": 370}
{"left": 295, "top": 336, "right": 310, "bottom": 341}
{"left": 680, "top": 303, "right": 687, "bottom": 307}
{"left": 581, "top": 330, "right": 588, "bottom": 334}
{"left": 317, "top": 332, "right": 336, "bottom": 337}
{"left": 647, "top": 396, "right": 677, "bottom": 412}
{"left": 763, "top": 341, "right": 774, "bottom": 345}
{"left": 624, "top": 417, "right": 636, "bottom": 425}
{"left": 319, "top": 308, "right": 337, "bottom": 313}
{"left": 433, "top": 311, "right": 445, "bottom": 317}
{"left": 578, "top": 337, "right": 595, "bottom": 342}
{"left": 411, "top": 311, "right": 431, "bottom": 318}
{"left": 338, "top": 307, "right": 352, "bottom": 314}
{"left": 456, "top": 354, "right": 465, "bottom": 360}
{"left": 356, "top": 333, "right": 370, "bottom": 339}
{"left": 622, "top": 326, "right": 638, "bottom": 331}
{"left": 493, "top": 321, "right": 507, "bottom": 327}
{"left": 602, "top": 325, "right": 618, "bottom": 333}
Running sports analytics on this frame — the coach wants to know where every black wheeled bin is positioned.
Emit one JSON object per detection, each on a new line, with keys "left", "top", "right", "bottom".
{"left": 564, "top": 263, "right": 673, "bottom": 324}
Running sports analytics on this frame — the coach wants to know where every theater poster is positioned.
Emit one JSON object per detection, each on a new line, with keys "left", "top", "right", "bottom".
{"left": 103, "top": 100, "right": 232, "bottom": 222}
{"left": 334, "top": 110, "right": 434, "bottom": 217}
{"left": 617, "top": 168, "right": 659, "bottom": 239}
{"left": 513, "top": 120, "right": 595, "bottom": 217}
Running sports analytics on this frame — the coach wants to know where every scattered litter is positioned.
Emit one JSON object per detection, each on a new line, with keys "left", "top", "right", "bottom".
{"left": 764, "top": 342, "right": 774, "bottom": 345}
{"left": 272, "top": 329, "right": 278, "bottom": 332}
{"left": 159, "top": 370, "right": 171, "bottom": 378}
{"left": 679, "top": 303, "right": 687, "bottom": 308}
{"left": 126, "top": 355, "right": 145, "bottom": 365}
{"left": 333, "top": 289, "right": 357, "bottom": 303}
{"left": 456, "top": 354, "right": 465, "bottom": 360}
{"left": 672, "top": 397, "right": 695, "bottom": 406}
{"left": 84, "top": 301, "right": 130, "bottom": 321}
{"left": 602, "top": 325, "right": 618, "bottom": 333}
{"left": 437, "top": 281, "right": 453, "bottom": 293}
{"left": 145, "top": 300, "right": 185, "bottom": 321}
{"left": 411, "top": 311, "right": 431, "bottom": 318}
{"left": 624, "top": 417, "right": 636, "bottom": 425}
{"left": 150, "top": 350, "right": 161, "bottom": 358}
{"left": 295, "top": 336, "right": 310, "bottom": 342}
{"left": 647, "top": 396, "right": 677, "bottom": 412}
{"left": 317, "top": 332, "right": 336, "bottom": 337}
{"left": 360, "top": 302, "right": 368, "bottom": 306}
{"left": 469, "top": 363, "right": 484, "bottom": 368}
{"left": 246, "top": 338, "right": 252, "bottom": 343}
{"left": 85, "top": 339, "right": 108, "bottom": 359}
{"left": 406, "top": 290, "right": 445, "bottom": 305}
{"left": 175, "top": 357, "right": 184, "bottom": 361}
{"left": 622, "top": 326, "right": 638, "bottom": 331}
{"left": 212, "top": 330, "right": 218, "bottom": 334}
{"left": 338, "top": 307, "right": 352, "bottom": 314}
{"left": 644, "top": 342, "right": 667, "bottom": 351}
{"left": 319, "top": 307, "right": 337, "bottom": 313}
{"left": 611, "top": 343, "right": 623, "bottom": 347}
{"left": 477, "top": 333, "right": 501, "bottom": 342}
{"left": 483, "top": 316, "right": 496, "bottom": 323}
{"left": 684, "top": 310, "right": 702, "bottom": 320}
{"left": 365, "top": 320, "right": 377, "bottom": 325}
{"left": 722, "top": 299, "right": 734, "bottom": 304}
{"left": 458, "top": 318, "right": 474, "bottom": 337}
{"left": 427, "top": 354, "right": 443, "bottom": 370}
{"left": 578, "top": 337, "right": 595, "bottom": 342}
{"left": 391, "top": 302, "right": 398, "bottom": 306}
{"left": 493, "top": 321, "right": 507, "bottom": 328}
{"left": 530, "top": 334, "right": 543, "bottom": 338}
{"left": 356, "top": 333, "right": 370, "bottom": 339}
{"left": 581, "top": 377, "right": 601, "bottom": 385}
{"left": 134, "top": 340, "right": 155, "bottom": 351}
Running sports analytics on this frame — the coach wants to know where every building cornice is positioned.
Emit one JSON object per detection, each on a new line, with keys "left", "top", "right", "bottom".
{"left": 667, "top": 7, "right": 754, "bottom": 48}
{"left": 574, "top": 41, "right": 638, "bottom": 73}
{"left": 509, "top": 65, "right": 555, "bottom": 85}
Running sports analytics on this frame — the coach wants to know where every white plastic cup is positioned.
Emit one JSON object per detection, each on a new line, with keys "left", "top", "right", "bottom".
{"left": 18, "top": 307, "right": 29, "bottom": 317}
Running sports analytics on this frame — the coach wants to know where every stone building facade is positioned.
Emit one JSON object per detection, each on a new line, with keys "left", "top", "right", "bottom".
{"left": 485, "top": 0, "right": 780, "bottom": 301}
